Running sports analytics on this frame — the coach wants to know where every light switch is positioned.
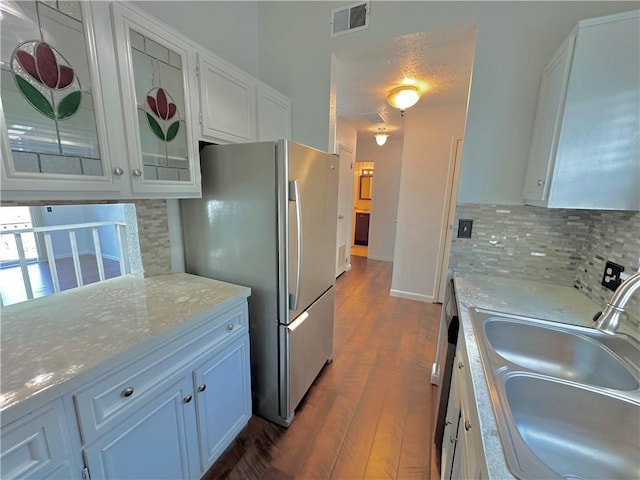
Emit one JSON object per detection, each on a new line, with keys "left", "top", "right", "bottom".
{"left": 457, "top": 219, "right": 473, "bottom": 239}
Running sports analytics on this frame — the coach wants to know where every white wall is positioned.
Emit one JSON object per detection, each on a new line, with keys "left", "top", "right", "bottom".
{"left": 356, "top": 135, "right": 403, "bottom": 262}
{"left": 132, "top": 1, "right": 260, "bottom": 76}
{"left": 391, "top": 102, "right": 467, "bottom": 301}
{"left": 255, "top": 1, "right": 637, "bottom": 204}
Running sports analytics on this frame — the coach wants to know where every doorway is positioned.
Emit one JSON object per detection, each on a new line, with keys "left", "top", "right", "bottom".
{"left": 336, "top": 144, "right": 354, "bottom": 276}
{"left": 351, "top": 161, "right": 373, "bottom": 258}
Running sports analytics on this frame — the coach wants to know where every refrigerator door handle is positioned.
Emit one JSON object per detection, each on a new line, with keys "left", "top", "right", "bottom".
{"left": 289, "top": 179, "right": 303, "bottom": 311}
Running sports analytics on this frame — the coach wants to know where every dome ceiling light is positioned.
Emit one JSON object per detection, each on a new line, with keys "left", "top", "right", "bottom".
{"left": 386, "top": 85, "right": 421, "bottom": 113}
{"left": 374, "top": 128, "right": 389, "bottom": 146}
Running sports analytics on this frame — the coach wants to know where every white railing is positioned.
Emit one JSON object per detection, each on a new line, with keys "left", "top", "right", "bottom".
{"left": 0, "top": 221, "right": 129, "bottom": 305}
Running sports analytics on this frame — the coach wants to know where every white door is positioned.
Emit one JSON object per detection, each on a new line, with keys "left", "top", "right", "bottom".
{"left": 335, "top": 144, "right": 354, "bottom": 276}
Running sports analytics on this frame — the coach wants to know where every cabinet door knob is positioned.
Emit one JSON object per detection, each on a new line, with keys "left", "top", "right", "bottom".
{"left": 465, "top": 420, "right": 472, "bottom": 431}
{"left": 458, "top": 361, "right": 464, "bottom": 369}
{"left": 197, "top": 384, "right": 207, "bottom": 393}
{"left": 132, "top": 168, "right": 142, "bottom": 177}
{"left": 113, "top": 167, "right": 124, "bottom": 176}
{"left": 537, "top": 179, "right": 544, "bottom": 187}
{"left": 122, "top": 387, "right": 134, "bottom": 397}
{"left": 227, "top": 324, "right": 234, "bottom": 331}
{"left": 183, "top": 394, "right": 193, "bottom": 404}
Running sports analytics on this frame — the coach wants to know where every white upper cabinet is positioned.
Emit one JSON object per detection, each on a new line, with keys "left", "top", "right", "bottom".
{"left": 1, "top": 1, "right": 291, "bottom": 202}
{"left": 0, "top": 1, "right": 118, "bottom": 201}
{"left": 111, "top": 2, "right": 201, "bottom": 198}
{"left": 524, "top": 10, "right": 639, "bottom": 210}
{"left": 257, "top": 83, "right": 291, "bottom": 141}
{"left": 197, "top": 51, "right": 257, "bottom": 144}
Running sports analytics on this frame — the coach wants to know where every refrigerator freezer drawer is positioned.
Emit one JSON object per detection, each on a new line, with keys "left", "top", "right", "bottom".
{"left": 280, "top": 287, "right": 335, "bottom": 423}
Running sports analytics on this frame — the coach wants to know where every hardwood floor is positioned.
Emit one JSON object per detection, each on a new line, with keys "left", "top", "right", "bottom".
{"left": 204, "top": 256, "right": 442, "bottom": 480}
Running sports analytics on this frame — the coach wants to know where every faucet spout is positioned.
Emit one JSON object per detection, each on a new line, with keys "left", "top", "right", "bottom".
{"left": 594, "top": 271, "right": 640, "bottom": 334}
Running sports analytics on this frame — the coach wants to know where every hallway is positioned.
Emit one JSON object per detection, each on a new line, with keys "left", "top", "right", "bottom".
{"left": 205, "top": 256, "right": 442, "bottom": 479}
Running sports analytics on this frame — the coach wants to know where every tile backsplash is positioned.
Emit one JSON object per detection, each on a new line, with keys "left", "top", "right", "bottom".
{"left": 449, "top": 204, "right": 639, "bottom": 331}
{"left": 134, "top": 199, "right": 173, "bottom": 277}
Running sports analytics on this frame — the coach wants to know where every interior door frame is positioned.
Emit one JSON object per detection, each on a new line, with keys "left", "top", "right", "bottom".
{"left": 335, "top": 143, "right": 354, "bottom": 277}
{"left": 435, "top": 138, "right": 464, "bottom": 302}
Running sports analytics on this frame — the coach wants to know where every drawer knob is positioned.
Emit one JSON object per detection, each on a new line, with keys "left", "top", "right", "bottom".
{"left": 227, "top": 324, "right": 234, "bottom": 331}
{"left": 122, "top": 387, "right": 134, "bottom": 398}
{"left": 183, "top": 394, "right": 193, "bottom": 404}
{"left": 465, "top": 420, "right": 472, "bottom": 431}
{"left": 197, "top": 384, "right": 207, "bottom": 393}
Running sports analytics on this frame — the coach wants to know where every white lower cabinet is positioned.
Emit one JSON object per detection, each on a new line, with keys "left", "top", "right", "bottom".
{"left": 1, "top": 301, "right": 251, "bottom": 480}
{"left": 83, "top": 376, "right": 197, "bottom": 480}
{"left": 441, "top": 332, "right": 488, "bottom": 480}
{"left": 0, "top": 399, "right": 78, "bottom": 480}
{"left": 78, "top": 306, "right": 251, "bottom": 479}
{"left": 193, "top": 337, "right": 251, "bottom": 474}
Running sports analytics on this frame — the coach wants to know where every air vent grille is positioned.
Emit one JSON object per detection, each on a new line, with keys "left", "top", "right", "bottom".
{"left": 331, "top": 2, "right": 370, "bottom": 37}
{"left": 360, "top": 112, "right": 386, "bottom": 124}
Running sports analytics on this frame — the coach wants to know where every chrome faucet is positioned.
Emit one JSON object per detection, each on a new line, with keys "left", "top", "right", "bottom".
{"left": 594, "top": 271, "right": 640, "bottom": 334}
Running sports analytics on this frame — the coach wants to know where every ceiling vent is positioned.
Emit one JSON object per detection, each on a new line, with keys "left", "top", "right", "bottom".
{"left": 331, "top": 2, "right": 370, "bottom": 37}
{"left": 360, "top": 111, "right": 386, "bottom": 124}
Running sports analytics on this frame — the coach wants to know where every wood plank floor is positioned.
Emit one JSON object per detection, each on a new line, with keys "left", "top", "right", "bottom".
{"left": 204, "top": 256, "right": 442, "bottom": 480}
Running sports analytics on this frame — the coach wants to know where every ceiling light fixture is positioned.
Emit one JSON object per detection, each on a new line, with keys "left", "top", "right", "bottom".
{"left": 374, "top": 128, "right": 389, "bottom": 146}
{"left": 386, "top": 85, "right": 421, "bottom": 112}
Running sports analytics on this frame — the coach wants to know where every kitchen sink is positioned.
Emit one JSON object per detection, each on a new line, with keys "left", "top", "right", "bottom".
{"left": 470, "top": 309, "right": 640, "bottom": 479}
{"left": 502, "top": 373, "right": 640, "bottom": 480}
{"left": 483, "top": 317, "right": 639, "bottom": 390}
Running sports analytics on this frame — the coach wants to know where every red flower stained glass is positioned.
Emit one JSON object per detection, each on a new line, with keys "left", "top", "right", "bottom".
{"left": 11, "top": 41, "right": 81, "bottom": 120}
{"left": 145, "top": 87, "right": 180, "bottom": 142}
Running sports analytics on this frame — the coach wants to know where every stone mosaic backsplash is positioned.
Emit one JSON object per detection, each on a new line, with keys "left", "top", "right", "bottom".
{"left": 448, "top": 204, "right": 591, "bottom": 286}
{"left": 449, "top": 204, "right": 639, "bottom": 332}
{"left": 133, "top": 199, "right": 173, "bottom": 277}
{"left": 574, "top": 210, "right": 640, "bottom": 331}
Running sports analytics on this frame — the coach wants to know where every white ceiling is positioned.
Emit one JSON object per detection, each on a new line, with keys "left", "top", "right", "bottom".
{"left": 333, "top": 22, "right": 477, "bottom": 139}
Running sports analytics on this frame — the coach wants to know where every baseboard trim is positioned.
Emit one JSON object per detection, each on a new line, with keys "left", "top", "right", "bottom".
{"left": 367, "top": 254, "right": 393, "bottom": 262}
{"left": 389, "top": 289, "right": 434, "bottom": 303}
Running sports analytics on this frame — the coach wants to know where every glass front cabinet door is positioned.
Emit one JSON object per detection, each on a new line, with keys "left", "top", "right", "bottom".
{"left": 111, "top": 2, "right": 200, "bottom": 197}
{"left": 0, "top": 1, "right": 117, "bottom": 200}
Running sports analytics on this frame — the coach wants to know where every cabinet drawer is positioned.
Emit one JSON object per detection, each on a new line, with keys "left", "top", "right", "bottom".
{"left": 74, "top": 303, "right": 247, "bottom": 444}
{"left": 1, "top": 399, "right": 74, "bottom": 480}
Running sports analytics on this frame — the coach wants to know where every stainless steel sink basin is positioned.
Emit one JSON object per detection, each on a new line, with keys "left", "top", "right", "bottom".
{"left": 470, "top": 309, "right": 640, "bottom": 479}
{"left": 483, "top": 317, "right": 639, "bottom": 390}
{"left": 502, "top": 373, "right": 640, "bottom": 480}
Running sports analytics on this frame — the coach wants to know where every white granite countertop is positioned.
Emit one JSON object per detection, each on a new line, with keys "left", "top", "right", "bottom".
{"left": 0, "top": 273, "right": 250, "bottom": 417}
{"left": 452, "top": 273, "right": 638, "bottom": 480}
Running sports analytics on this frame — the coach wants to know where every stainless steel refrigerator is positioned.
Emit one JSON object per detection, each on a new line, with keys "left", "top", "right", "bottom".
{"left": 181, "top": 140, "right": 338, "bottom": 427}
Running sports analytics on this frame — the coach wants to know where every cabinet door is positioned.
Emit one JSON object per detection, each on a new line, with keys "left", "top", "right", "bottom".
{"left": 257, "top": 83, "right": 291, "bottom": 141}
{"left": 83, "top": 376, "right": 198, "bottom": 480}
{"left": 193, "top": 336, "right": 251, "bottom": 474}
{"left": 522, "top": 34, "right": 574, "bottom": 203}
{"left": 111, "top": 2, "right": 200, "bottom": 198}
{"left": 550, "top": 11, "right": 640, "bottom": 209}
{"left": 0, "top": 1, "right": 119, "bottom": 200}
{"left": 1, "top": 399, "right": 77, "bottom": 480}
{"left": 441, "top": 351, "right": 461, "bottom": 480}
{"left": 354, "top": 212, "right": 370, "bottom": 246}
{"left": 197, "top": 52, "right": 256, "bottom": 143}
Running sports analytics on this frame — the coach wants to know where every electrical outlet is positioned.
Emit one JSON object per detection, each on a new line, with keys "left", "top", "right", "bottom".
{"left": 457, "top": 219, "right": 473, "bottom": 239}
{"left": 601, "top": 261, "right": 624, "bottom": 291}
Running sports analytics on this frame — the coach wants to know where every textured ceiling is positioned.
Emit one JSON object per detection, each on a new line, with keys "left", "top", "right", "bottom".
{"left": 333, "top": 23, "right": 477, "bottom": 138}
